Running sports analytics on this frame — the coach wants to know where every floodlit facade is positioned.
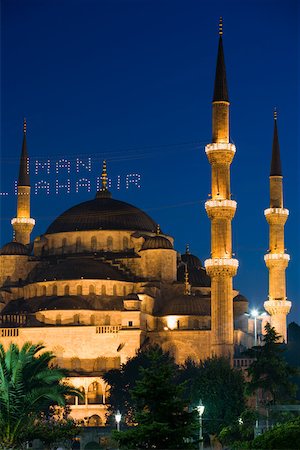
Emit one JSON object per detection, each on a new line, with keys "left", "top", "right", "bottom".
{"left": 0, "top": 26, "right": 290, "bottom": 426}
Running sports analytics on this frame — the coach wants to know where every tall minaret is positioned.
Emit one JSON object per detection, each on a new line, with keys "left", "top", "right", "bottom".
{"left": 11, "top": 119, "right": 35, "bottom": 244}
{"left": 264, "top": 111, "right": 291, "bottom": 342}
{"left": 204, "top": 18, "right": 239, "bottom": 358}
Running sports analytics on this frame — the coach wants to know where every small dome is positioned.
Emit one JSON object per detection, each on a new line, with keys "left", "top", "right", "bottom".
{"left": 181, "top": 252, "right": 202, "bottom": 269}
{"left": 234, "top": 294, "right": 248, "bottom": 303}
{"left": 125, "top": 293, "right": 140, "bottom": 300}
{"left": 141, "top": 236, "right": 173, "bottom": 250}
{"left": 157, "top": 295, "right": 210, "bottom": 316}
{"left": 0, "top": 241, "right": 28, "bottom": 256}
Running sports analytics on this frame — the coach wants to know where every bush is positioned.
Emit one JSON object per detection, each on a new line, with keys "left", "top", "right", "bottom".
{"left": 249, "top": 416, "right": 300, "bottom": 449}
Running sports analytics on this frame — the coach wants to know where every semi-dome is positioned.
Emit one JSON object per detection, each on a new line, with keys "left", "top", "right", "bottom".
{"left": 0, "top": 241, "right": 28, "bottom": 256}
{"left": 46, "top": 196, "right": 158, "bottom": 234}
{"left": 140, "top": 235, "right": 173, "bottom": 250}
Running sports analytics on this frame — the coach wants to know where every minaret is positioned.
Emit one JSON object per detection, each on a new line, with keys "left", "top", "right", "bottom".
{"left": 264, "top": 111, "right": 291, "bottom": 342}
{"left": 11, "top": 119, "right": 35, "bottom": 244}
{"left": 204, "top": 18, "right": 238, "bottom": 358}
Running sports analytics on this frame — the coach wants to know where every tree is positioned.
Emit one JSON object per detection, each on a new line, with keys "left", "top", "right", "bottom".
{"left": 249, "top": 416, "right": 300, "bottom": 449}
{"left": 244, "top": 323, "right": 298, "bottom": 405}
{"left": 179, "top": 357, "right": 247, "bottom": 436}
{"left": 112, "top": 346, "right": 197, "bottom": 449}
{"left": 0, "top": 342, "right": 81, "bottom": 449}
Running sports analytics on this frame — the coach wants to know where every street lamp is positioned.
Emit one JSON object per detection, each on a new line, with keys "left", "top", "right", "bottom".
{"left": 196, "top": 400, "right": 205, "bottom": 450}
{"left": 115, "top": 410, "right": 121, "bottom": 432}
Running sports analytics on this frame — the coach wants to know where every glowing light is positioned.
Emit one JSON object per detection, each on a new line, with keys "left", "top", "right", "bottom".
{"left": 55, "top": 179, "right": 71, "bottom": 194}
{"left": 11, "top": 217, "right": 35, "bottom": 225}
{"left": 166, "top": 316, "right": 178, "bottom": 330}
{"left": 204, "top": 258, "right": 239, "bottom": 269}
{"left": 205, "top": 199, "right": 237, "bottom": 208}
{"left": 34, "top": 180, "right": 50, "bottom": 195}
{"left": 126, "top": 173, "right": 141, "bottom": 189}
{"left": 205, "top": 142, "right": 236, "bottom": 153}
{"left": 35, "top": 160, "right": 50, "bottom": 175}
{"left": 264, "top": 208, "right": 289, "bottom": 216}
{"left": 76, "top": 157, "right": 92, "bottom": 173}
{"left": 250, "top": 309, "right": 259, "bottom": 318}
{"left": 264, "top": 253, "right": 290, "bottom": 262}
{"left": 75, "top": 178, "right": 91, "bottom": 193}
{"left": 55, "top": 159, "right": 71, "bottom": 174}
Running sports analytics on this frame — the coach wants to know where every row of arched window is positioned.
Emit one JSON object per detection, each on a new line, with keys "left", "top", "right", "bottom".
{"left": 48, "top": 236, "right": 130, "bottom": 253}
{"left": 67, "top": 382, "right": 106, "bottom": 405}
{"left": 54, "top": 314, "right": 112, "bottom": 325}
{"left": 28, "top": 283, "right": 129, "bottom": 298}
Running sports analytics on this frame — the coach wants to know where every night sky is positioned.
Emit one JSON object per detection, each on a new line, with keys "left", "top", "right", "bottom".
{"left": 1, "top": 0, "right": 299, "bottom": 323}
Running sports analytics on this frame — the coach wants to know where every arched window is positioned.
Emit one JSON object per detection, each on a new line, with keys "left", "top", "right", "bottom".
{"left": 87, "top": 382, "right": 103, "bottom": 404}
{"left": 123, "top": 286, "right": 127, "bottom": 296}
{"left": 75, "top": 237, "right": 81, "bottom": 252}
{"left": 87, "top": 415, "right": 102, "bottom": 427}
{"left": 101, "top": 285, "right": 106, "bottom": 295}
{"left": 94, "top": 357, "right": 107, "bottom": 372}
{"left": 74, "top": 314, "right": 80, "bottom": 324}
{"left": 56, "top": 314, "right": 61, "bottom": 325}
{"left": 53, "top": 285, "right": 57, "bottom": 296}
{"left": 78, "top": 386, "right": 85, "bottom": 405}
{"left": 123, "top": 236, "right": 129, "bottom": 250}
{"left": 42, "top": 285, "right": 46, "bottom": 296}
{"left": 64, "top": 285, "right": 70, "bottom": 295}
{"left": 89, "top": 284, "right": 95, "bottom": 294}
{"left": 91, "top": 236, "right": 97, "bottom": 252}
{"left": 62, "top": 238, "right": 67, "bottom": 254}
{"left": 77, "top": 285, "right": 82, "bottom": 295}
{"left": 107, "top": 236, "right": 113, "bottom": 251}
{"left": 104, "top": 315, "right": 110, "bottom": 325}
{"left": 71, "top": 357, "right": 81, "bottom": 371}
{"left": 90, "top": 315, "right": 96, "bottom": 325}
{"left": 113, "top": 285, "right": 117, "bottom": 296}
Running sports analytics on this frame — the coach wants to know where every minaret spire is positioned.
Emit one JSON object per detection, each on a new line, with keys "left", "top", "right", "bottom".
{"left": 17, "top": 118, "right": 30, "bottom": 186}
{"left": 11, "top": 119, "right": 35, "bottom": 244}
{"left": 204, "top": 22, "right": 238, "bottom": 358}
{"left": 213, "top": 17, "right": 229, "bottom": 103}
{"left": 270, "top": 108, "right": 282, "bottom": 177}
{"left": 264, "top": 112, "right": 291, "bottom": 342}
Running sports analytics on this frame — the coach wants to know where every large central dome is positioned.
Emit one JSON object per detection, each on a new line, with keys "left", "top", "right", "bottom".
{"left": 46, "top": 196, "right": 158, "bottom": 234}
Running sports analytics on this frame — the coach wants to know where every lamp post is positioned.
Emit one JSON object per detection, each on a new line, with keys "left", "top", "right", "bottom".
{"left": 196, "top": 400, "right": 205, "bottom": 450}
{"left": 251, "top": 308, "right": 259, "bottom": 346}
{"left": 115, "top": 410, "right": 121, "bottom": 432}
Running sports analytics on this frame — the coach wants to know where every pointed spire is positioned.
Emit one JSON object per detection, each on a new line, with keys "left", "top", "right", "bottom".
{"left": 17, "top": 118, "right": 30, "bottom": 186}
{"left": 186, "top": 243, "right": 190, "bottom": 254}
{"left": 213, "top": 17, "right": 229, "bottom": 102}
{"left": 184, "top": 264, "right": 191, "bottom": 295}
{"left": 96, "top": 160, "right": 112, "bottom": 198}
{"left": 156, "top": 224, "right": 161, "bottom": 235}
{"left": 101, "top": 160, "right": 108, "bottom": 190}
{"left": 270, "top": 108, "right": 282, "bottom": 176}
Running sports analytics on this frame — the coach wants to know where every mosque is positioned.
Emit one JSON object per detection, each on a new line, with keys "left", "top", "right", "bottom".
{"left": 0, "top": 23, "right": 291, "bottom": 426}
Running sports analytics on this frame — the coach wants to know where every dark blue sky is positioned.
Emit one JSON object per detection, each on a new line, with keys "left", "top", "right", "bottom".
{"left": 1, "top": 0, "right": 299, "bottom": 323}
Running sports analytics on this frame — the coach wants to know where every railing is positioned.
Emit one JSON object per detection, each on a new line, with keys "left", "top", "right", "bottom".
{"left": 96, "top": 325, "right": 121, "bottom": 334}
{"left": 0, "top": 328, "right": 19, "bottom": 337}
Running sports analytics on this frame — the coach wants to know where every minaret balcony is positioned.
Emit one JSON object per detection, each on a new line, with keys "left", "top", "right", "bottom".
{"left": 205, "top": 143, "right": 236, "bottom": 164}
{"left": 264, "top": 299, "right": 292, "bottom": 316}
{"left": 264, "top": 253, "right": 290, "bottom": 269}
{"left": 205, "top": 257, "right": 238, "bottom": 277}
{"left": 11, "top": 217, "right": 35, "bottom": 226}
{"left": 205, "top": 199, "right": 237, "bottom": 219}
{"left": 264, "top": 208, "right": 289, "bottom": 225}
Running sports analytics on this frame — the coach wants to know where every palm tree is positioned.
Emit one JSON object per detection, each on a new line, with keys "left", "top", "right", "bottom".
{"left": 0, "top": 342, "right": 80, "bottom": 449}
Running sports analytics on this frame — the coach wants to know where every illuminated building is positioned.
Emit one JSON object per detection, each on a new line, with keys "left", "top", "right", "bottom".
{"left": 0, "top": 22, "right": 290, "bottom": 426}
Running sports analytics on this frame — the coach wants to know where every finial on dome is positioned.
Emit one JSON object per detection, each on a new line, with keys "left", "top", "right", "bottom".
{"left": 274, "top": 107, "right": 277, "bottom": 120}
{"left": 101, "top": 160, "right": 107, "bottom": 191}
{"left": 184, "top": 264, "right": 191, "bottom": 295}
{"left": 219, "top": 16, "right": 223, "bottom": 36}
{"left": 186, "top": 243, "right": 190, "bottom": 254}
{"left": 96, "top": 160, "right": 112, "bottom": 198}
{"left": 23, "top": 118, "right": 27, "bottom": 134}
{"left": 156, "top": 224, "right": 160, "bottom": 235}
